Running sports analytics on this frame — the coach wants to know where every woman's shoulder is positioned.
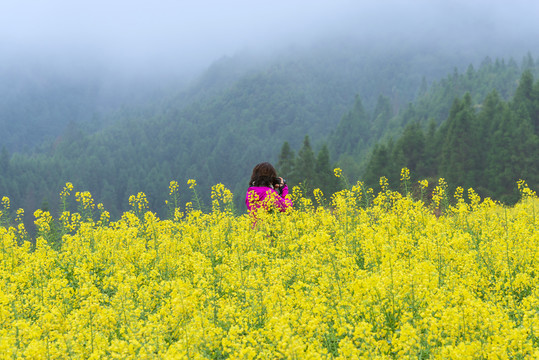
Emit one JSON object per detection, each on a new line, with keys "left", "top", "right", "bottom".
{"left": 247, "top": 186, "right": 273, "bottom": 193}
{"left": 247, "top": 186, "right": 278, "bottom": 197}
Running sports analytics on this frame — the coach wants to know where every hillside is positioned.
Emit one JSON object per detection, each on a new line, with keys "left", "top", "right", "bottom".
{"left": 1, "top": 40, "right": 537, "bottom": 220}
{"left": 281, "top": 54, "right": 539, "bottom": 203}
{"left": 0, "top": 61, "right": 191, "bottom": 153}
{"left": 361, "top": 68, "right": 539, "bottom": 204}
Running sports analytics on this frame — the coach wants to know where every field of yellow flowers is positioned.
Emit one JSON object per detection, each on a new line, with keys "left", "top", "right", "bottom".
{"left": 0, "top": 173, "right": 538, "bottom": 359}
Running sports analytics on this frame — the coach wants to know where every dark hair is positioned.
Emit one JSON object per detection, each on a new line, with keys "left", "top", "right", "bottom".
{"left": 249, "top": 162, "right": 277, "bottom": 187}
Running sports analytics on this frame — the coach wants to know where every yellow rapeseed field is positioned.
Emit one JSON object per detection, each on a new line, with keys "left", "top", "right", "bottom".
{"left": 0, "top": 172, "right": 538, "bottom": 359}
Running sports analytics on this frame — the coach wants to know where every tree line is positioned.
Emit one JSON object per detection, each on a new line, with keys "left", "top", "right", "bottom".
{"left": 361, "top": 69, "right": 539, "bottom": 203}
{"left": 276, "top": 136, "right": 340, "bottom": 200}
{"left": 275, "top": 55, "right": 538, "bottom": 205}
{"left": 1, "top": 50, "right": 538, "bottom": 228}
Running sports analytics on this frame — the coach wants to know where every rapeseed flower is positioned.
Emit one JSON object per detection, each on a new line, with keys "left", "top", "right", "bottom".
{"left": 169, "top": 180, "right": 179, "bottom": 195}
{"left": 0, "top": 176, "right": 537, "bottom": 358}
{"left": 419, "top": 179, "right": 429, "bottom": 189}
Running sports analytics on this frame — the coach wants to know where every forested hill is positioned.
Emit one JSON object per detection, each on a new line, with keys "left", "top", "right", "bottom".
{"left": 276, "top": 56, "right": 539, "bottom": 205}
{"left": 1, "top": 41, "right": 537, "bottom": 221}
{"left": 361, "top": 69, "right": 539, "bottom": 204}
{"left": 0, "top": 67, "right": 104, "bottom": 153}
{"left": 0, "top": 62, "right": 190, "bottom": 154}
{"left": 1, "top": 41, "right": 474, "bottom": 216}
{"left": 323, "top": 54, "right": 539, "bottom": 176}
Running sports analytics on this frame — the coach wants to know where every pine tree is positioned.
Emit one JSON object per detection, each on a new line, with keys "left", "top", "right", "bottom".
{"left": 423, "top": 119, "right": 438, "bottom": 178}
{"left": 372, "top": 94, "right": 393, "bottom": 138}
{"left": 364, "top": 140, "right": 395, "bottom": 188}
{"left": 296, "top": 135, "right": 316, "bottom": 192}
{"left": 513, "top": 70, "right": 534, "bottom": 116}
{"left": 394, "top": 121, "right": 425, "bottom": 177}
{"left": 485, "top": 105, "right": 515, "bottom": 200}
{"left": 329, "top": 95, "right": 370, "bottom": 157}
{"left": 0, "top": 146, "right": 9, "bottom": 173}
{"left": 438, "top": 93, "right": 479, "bottom": 190}
{"left": 510, "top": 103, "right": 539, "bottom": 199}
{"left": 530, "top": 76, "right": 539, "bottom": 136}
{"left": 477, "top": 90, "right": 504, "bottom": 188}
{"left": 277, "top": 141, "right": 296, "bottom": 183}
{"left": 531, "top": 77, "right": 539, "bottom": 134}
{"left": 315, "top": 144, "right": 340, "bottom": 196}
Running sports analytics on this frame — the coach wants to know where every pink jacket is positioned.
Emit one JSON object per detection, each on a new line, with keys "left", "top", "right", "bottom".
{"left": 245, "top": 185, "right": 293, "bottom": 213}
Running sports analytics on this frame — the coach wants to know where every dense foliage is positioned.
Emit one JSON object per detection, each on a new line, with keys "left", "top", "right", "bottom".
{"left": 1, "top": 175, "right": 538, "bottom": 358}
{"left": 363, "top": 69, "right": 539, "bottom": 204}
{"left": 329, "top": 54, "right": 538, "bottom": 164}
{"left": 0, "top": 69, "right": 102, "bottom": 153}
{"left": 0, "top": 64, "right": 175, "bottom": 154}
{"left": 1, "top": 43, "right": 538, "bottom": 222}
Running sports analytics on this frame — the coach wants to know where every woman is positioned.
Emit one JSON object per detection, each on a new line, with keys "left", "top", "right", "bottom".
{"left": 245, "top": 162, "right": 293, "bottom": 213}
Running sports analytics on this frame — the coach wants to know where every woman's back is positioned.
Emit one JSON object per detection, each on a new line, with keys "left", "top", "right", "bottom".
{"left": 245, "top": 162, "right": 293, "bottom": 213}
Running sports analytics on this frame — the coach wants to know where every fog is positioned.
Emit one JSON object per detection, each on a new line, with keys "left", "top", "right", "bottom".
{"left": 2, "top": 0, "right": 539, "bottom": 78}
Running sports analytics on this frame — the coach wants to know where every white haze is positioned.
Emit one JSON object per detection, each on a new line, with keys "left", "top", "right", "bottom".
{"left": 1, "top": 0, "right": 539, "bottom": 78}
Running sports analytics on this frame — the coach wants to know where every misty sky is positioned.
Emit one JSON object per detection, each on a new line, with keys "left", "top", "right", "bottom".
{"left": 2, "top": 0, "right": 539, "bottom": 75}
